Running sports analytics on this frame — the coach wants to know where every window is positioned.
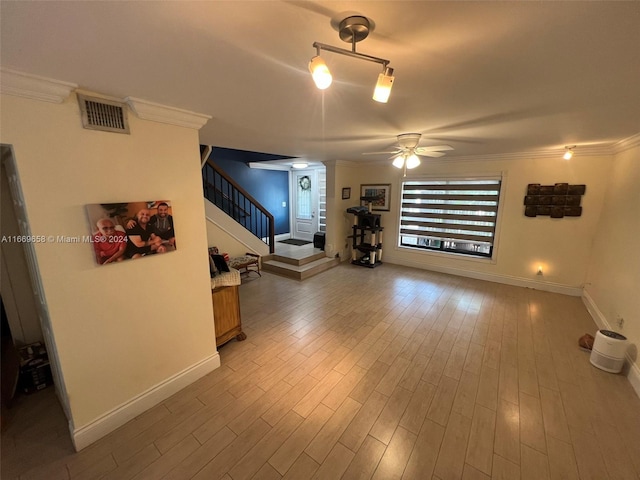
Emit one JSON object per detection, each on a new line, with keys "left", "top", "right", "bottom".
{"left": 399, "top": 177, "right": 502, "bottom": 258}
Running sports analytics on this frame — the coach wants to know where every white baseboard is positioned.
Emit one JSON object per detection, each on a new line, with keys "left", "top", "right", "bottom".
{"left": 582, "top": 290, "right": 640, "bottom": 399}
{"left": 71, "top": 352, "right": 220, "bottom": 451}
{"left": 388, "top": 258, "right": 583, "bottom": 296}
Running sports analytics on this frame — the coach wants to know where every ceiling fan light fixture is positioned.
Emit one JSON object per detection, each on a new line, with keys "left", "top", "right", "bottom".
{"left": 405, "top": 153, "right": 421, "bottom": 169}
{"left": 373, "top": 67, "right": 394, "bottom": 103}
{"left": 563, "top": 145, "right": 575, "bottom": 160}
{"left": 392, "top": 155, "right": 405, "bottom": 169}
{"left": 309, "top": 56, "right": 332, "bottom": 90}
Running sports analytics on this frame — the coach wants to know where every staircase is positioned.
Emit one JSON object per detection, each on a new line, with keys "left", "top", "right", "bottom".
{"left": 262, "top": 245, "right": 340, "bottom": 280}
{"left": 201, "top": 147, "right": 274, "bottom": 253}
{"left": 202, "top": 146, "right": 339, "bottom": 280}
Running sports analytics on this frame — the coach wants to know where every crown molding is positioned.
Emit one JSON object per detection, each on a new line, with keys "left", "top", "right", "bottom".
{"left": 248, "top": 162, "right": 291, "bottom": 171}
{"left": 445, "top": 144, "right": 615, "bottom": 163}
{"left": 0, "top": 67, "right": 77, "bottom": 103}
{"left": 612, "top": 133, "right": 640, "bottom": 154}
{"left": 125, "top": 97, "right": 211, "bottom": 130}
{"left": 348, "top": 144, "right": 619, "bottom": 166}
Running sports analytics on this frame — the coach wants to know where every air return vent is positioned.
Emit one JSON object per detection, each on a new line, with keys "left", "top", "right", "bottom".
{"left": 77, "top": 94, "right": 130, "bottom": 134}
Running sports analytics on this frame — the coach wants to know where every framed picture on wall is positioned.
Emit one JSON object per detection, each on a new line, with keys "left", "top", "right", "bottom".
{"left": 360, "top": 184, "right": 391, "bottom": 211}
{"left": 342, "top": 187, "right": 351, "bottom": 200}
{"left": 85, "top": 200, "right": 176, "bottom": 265}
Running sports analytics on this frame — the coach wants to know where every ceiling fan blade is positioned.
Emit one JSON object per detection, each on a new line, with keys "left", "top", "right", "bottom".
{"left": 416, "top": 151, "right": 446, "bottom": 158}
{"left": 415, "top": 145, "right": 454, "bottom": 153}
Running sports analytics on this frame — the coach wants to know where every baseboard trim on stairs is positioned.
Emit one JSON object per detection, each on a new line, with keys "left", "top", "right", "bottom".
{"left": 263, "top": 257, "right": 339, "bottom": 280}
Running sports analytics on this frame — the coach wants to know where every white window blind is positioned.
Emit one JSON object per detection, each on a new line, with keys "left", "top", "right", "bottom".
{"left": 399, "top": 178, "right": 502, "bottom": 257}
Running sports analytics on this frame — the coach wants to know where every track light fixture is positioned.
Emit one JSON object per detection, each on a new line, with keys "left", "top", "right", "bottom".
{"left": 563, "top": 146, "right": 575, "bottom": 160}
{"left": 373, "top": 66, "right": 395, "bottom": 103}
{"left": 310, "top": 15, "right": 395, "bottom": 103}
{"left": 308, "top": 56, "right": 332, "bottom": 90}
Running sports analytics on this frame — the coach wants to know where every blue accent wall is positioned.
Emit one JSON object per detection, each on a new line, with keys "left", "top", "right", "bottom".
{"left": 209, "top": 147, "right": 290, "bottom": 235}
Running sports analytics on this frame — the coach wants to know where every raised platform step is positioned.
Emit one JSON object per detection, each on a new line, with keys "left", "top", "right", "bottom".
{"left": 262, "top": 256, "right": 339, "bottom": 280}
{"left": 264, "top": 250, "right": 327, "bottom": 267}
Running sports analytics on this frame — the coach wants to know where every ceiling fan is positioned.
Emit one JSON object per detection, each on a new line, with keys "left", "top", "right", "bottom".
{"left": 363, "top": 133, "right": 454, "bottom": 173}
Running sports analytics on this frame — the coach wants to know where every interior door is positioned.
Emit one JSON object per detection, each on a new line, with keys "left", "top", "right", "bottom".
{"left": 292, "top": 169, "right": 318, "bottom": 242}
{"left": 2, "top": 148, "right": 70, "bottom": 418}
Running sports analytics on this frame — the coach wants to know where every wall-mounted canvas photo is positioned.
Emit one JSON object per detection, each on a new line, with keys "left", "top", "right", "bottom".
{"left": 85, "top": 201, "right": 176, "bottom": 265}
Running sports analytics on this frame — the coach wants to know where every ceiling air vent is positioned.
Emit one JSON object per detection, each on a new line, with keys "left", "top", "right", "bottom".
{"left": 77, "top": 94, "right": 130, "bottom": 134}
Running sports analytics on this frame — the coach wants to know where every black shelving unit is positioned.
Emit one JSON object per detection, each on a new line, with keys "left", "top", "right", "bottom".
{"left": 346, "top": 198, "right": 384, "bottom": 268}
{"left": 350, "top": 223, "right": 384, "bottom": 268}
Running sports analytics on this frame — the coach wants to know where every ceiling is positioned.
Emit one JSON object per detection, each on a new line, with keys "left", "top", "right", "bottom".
{"left": 2, "top": 1, "right": 639, "bottom": 165}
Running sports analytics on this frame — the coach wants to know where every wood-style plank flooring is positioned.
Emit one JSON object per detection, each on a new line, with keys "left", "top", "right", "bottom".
{"left": 2, "top": 263, "right": 640, "bottom": 479}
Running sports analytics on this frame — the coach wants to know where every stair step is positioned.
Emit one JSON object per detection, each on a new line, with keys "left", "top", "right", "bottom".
{"left": 263, "top": 256, "right": 339, "bottom": 280}
{"left": 264, "top": 251, "right": 326, "bottom": 267}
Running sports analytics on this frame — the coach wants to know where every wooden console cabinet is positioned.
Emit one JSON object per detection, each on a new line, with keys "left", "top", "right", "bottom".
{"left": 211, "top": 285, "right": 246, "bottom": 347}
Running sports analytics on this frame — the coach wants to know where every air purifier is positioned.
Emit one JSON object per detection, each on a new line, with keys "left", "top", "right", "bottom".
{"left": 590, "top": 329, "right": 628, "bottom": 373}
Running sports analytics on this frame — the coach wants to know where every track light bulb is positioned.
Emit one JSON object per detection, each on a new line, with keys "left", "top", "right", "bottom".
{"left": 373, "top": 67, "right": 394, "bottom": 103}
{"left": 563, "top": 147, "right": 574, "bottom": 160}
{"left": 309, "top": 56, "right": 332, "bottom": 90}
{"left": 392, "top": 155, "right": 405, "bottom": 169}
{"left": 406, "top": 153, "right": 421, "bottom": 169}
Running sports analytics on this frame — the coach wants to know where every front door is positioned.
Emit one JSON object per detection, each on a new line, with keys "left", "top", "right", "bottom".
{"left": 292, "top": 169, "right": 318, "bottom": 242}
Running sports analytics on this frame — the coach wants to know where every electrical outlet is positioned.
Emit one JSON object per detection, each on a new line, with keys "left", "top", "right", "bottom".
{"left": 616, "top": 315, "right": 624, "bottom": 329}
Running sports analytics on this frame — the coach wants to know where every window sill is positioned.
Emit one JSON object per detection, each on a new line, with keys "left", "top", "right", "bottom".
{"left": 396, "top": 244, "right": 497, "bottom": 265}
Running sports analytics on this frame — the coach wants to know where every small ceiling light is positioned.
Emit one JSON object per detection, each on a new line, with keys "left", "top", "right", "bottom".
{"left": 373, "top": 67, "right": 394, "bottom": 103}
{"left": 311, "top": 15, "right": 394, "bottom": 102}
{"left": 309, "top": 56, "right": 332, "bottom": 90}
{"left": 392, "top": 155, "right": 405, "bottom": 169}
{"left": 405, "top": 153, "right": 421, "bottom": 169}
{"left": 292, "top": 162, "right": 309, "bottom": 169}
{"left": 563, "top": 146, "right": 575, "bottom": 160}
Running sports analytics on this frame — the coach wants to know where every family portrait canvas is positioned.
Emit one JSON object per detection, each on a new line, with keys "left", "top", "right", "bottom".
{"left": 85, "top": 200, "right": 176, "bottom": 266}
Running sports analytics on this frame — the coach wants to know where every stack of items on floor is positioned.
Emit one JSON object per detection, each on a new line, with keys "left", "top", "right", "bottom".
{"left": 18, "top": 342, "right": 52, "bottom": 394}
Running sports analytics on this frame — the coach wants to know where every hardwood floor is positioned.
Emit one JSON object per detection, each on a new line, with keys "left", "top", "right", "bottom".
{"left": 2, "top": 263, "right": 640, "bottom": 479}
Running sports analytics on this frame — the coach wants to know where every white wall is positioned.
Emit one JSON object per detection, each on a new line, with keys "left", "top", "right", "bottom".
{"left": 204, "top": 199, "right": 269, "bottom": 258}
{"left": 340, "top": 154, "right": 612, "bottom": 294}
{"left": 324, "top": 160, "right": 365, "bottom": 262}
{"left": 583, "top": 143, "right": 640, "bottom": 388}
{"left": 0, "top": 91, "right": 217, "bottom": 447}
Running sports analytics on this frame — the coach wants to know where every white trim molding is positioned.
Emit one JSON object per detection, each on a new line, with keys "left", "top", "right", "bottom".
{"left": 0, "top": 67, "right": 77, "bottom": 103}
{"left": 125, "top": 97, "right": 211, "bottom": 130}
{"left": 612, "top": 133, "right": 640, "bottom": 154}
{"left": 582, "top": 290, "right": 640, "bottom": 399}
{"left": 248, "top": 162, "right": 292, "bottom": 171}
{"left": 70, "top": 352, "right": 220, "bottom": 451}
{"left": 386, "top": 256, "right": 583, "bottom": 297}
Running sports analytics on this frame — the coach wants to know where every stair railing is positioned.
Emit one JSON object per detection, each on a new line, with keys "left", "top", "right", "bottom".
{"left": 202, "top": 153, "right": 275, "bottom": 254}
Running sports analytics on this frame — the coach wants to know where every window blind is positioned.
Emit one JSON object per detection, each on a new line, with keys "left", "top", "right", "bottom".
{"left": 399, "top": 178, "right": 502, "bottom": 257}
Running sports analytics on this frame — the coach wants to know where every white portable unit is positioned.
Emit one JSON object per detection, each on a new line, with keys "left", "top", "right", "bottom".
{"left": 590, "top": 330, "right": 628, "bottom": 373}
